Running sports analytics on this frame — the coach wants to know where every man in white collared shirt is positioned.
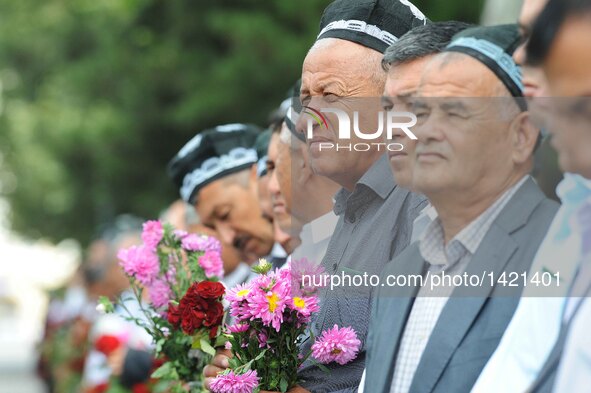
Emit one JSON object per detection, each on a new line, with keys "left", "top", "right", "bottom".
{"left": 470, "top": 0, "right": 591, "bottom": 390}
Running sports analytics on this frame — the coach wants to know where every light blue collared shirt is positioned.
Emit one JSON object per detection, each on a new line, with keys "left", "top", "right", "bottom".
{"left": 471, "top": 174, "right": 591, "bottom": 393}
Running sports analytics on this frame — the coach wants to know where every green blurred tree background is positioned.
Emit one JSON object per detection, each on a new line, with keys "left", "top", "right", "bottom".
{"left": 0, "top": 0, "right": 485, "bottom": 246}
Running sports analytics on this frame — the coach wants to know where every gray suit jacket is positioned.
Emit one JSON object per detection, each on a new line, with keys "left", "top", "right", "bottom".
{"left": 364, "top": 178, "right": 559, "bottom": 393}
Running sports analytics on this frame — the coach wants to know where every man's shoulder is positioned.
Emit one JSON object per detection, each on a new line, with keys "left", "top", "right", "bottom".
{"left": 380, "top": 241, "right": 422, "bottom": 276}
{"left": 496, "top": 178, "right": 559, "bottom": 235}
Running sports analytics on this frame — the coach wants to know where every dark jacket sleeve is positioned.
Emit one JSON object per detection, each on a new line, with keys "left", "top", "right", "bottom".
{"left": 119, "top": 348, "right": 153, "bottom": 388}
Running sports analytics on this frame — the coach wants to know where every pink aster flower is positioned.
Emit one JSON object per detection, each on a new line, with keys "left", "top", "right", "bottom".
{"left": 173, "top": 229, "right": 188, "bottom": 240}
{"left": 199, "top": 250, "right": 224, "bottom": 279}
{"left": 142, "top": 220, "right": 164, "bottom": 250}
{"left": 227, "top": 323, "right": 249, "bottom": 333}
{"left": 147, "top": 279, "right": 171, "bottom": 309}
{"left": 117, "top": 245, "right": 159, "bottom": 285}
{"left": 247, "top": 278, "right": 290, "bottom": 332}
{"left": 182, "top": 233, "right": 222, "bottom": 253}
{"left": 290, "top": 258, "right": 325, "bottom": 296}
{"left": 209, "top": 370, "right": 259, "bottom": 393}
{"left": 289, "top": 295, "right": 320, "bottom": 323}
{"left": 257, "top": 330, "right": 269, "bottom": 348}
{"left": 312, "top": 325, "right": 361, "bottom": 365}
{"left": 226, "top": 283, "right": 252, "bottom": 321}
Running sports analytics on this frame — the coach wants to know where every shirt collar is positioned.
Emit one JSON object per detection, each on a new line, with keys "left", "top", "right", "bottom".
{"left": 420, "top": 176, "right": 528, "bottom": 270}
{"left": 554, "top": 173, "right": 591, "bottom": 241}
{"left": 556, "top": 173, "right": 591, "bottom": 205}
{"left": 333, "top": 154, "right": 395, "bottom": 215}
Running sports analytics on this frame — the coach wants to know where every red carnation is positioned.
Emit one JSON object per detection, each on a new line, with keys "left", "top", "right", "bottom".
{"left": 179, "top": 295, "right": 209, "bottom": 334}
{"left": 94, "top": 334, "right": 122, "bottom": 356}
{"left": 167, "top": 303, "right": 181, "bottom": 327}
{"left": 89, "top": 382, "right": 110, "bottom": 393}
{"left": 209, "top": 325, "right": 219, "bottom": 339}
{"left": 195, "top": 281, "right": 225, "bottom": 299}
{"left": 204, "top": 300, "right": 224, "bottom": 327}
{"left": 173, "top": 282, "right": 226, "bottom": 335}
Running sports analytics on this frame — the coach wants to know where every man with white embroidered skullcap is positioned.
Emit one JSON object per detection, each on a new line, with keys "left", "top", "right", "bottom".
{"left": 168, "top": 123, "right": 275, "bottom": 265}
{"left": 293, "top": 0, "right": 429, "bottom": 392}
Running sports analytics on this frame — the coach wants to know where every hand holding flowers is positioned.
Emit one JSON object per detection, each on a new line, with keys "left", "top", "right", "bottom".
{"left": 209, "top": 259, "right": 361, "bottom": 393}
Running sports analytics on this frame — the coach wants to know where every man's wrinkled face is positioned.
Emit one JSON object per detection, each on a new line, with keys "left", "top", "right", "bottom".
{"left": 382, "top": 56, "right": 434, "bottom": 189}
{"left": 196, "top": 175, "right": 274, "bottom": 263}
{"left": 298, "top": 38, "right": 386, "bottom": 188}
{"left": 543, "top": 15, "right": 591, "bottom": 178}
{"left": 412, "top": 55, "right": 519, "bottom": 196}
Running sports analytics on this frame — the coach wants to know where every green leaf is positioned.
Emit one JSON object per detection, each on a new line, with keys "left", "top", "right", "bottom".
{"left": 151, "top": 361, "right": 178, "bottom": 379}
{"left": 254, "top": 348, "right": 267, "bottom": 361}
{"left": 200, "top": 338, "right": 216, "bottom": 357}
{"left": 280, "top": 377, "right": 289, "bottom": 393}
{"left": 228, "top": 357, "right": 241, "bottom": 369}
{"left": 214, "top": 334, "right": 229, "bottom": 348}
{"left": 317, "top": 363, "right": 330, "bottom": 373}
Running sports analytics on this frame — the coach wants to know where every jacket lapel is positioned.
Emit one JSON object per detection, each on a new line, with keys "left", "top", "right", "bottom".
{"left": 371, "top": 244, "right": 426, "bottom": 393}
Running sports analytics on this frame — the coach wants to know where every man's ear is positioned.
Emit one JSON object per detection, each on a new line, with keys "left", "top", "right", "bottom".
{"left": 510, "top": 111, "right": 540, "bottom": 165}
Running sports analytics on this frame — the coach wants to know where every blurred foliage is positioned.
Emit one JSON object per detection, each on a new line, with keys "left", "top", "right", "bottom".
{"left": 0, "top": 0, "right": 484, "bottom": 246}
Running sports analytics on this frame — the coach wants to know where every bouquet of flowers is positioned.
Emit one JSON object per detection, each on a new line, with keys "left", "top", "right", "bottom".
{"left": 210, "top": 259, "right": 361, "bottom": 393}
{"left": 99, "top": 220, "right": 226, "bottom": 392}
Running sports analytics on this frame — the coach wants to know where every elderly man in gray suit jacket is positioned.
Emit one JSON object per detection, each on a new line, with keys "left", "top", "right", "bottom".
{"left": 364, "top": 25, "right": 559, "bottom": 393}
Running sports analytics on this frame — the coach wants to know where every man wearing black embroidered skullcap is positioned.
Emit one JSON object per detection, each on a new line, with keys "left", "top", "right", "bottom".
{"left": 168, "top": 123, "right": 275, "bottom": 264}
{"left": 291, "top": 1, "right": 430, "bottom": 392}
{"left": 364, "top": 24, "right": 557, "bottom": 393}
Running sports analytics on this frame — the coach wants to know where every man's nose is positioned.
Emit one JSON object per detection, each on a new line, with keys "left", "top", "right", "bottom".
{"left": 513, "top": 42, "right": 526, "bottom": 66}
{"left": 416, "top": 112, "right": 444, "bottom": 143}
{"left": 295, "top": 96, "right": 324, "bottom": 138}
{"left": 268, "top": 168, "right": 281, "bottom": 196}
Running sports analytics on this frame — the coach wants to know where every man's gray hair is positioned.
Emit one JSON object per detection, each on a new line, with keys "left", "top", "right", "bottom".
{"left": 382, "top": 21, "right": 473, "bottom": 70}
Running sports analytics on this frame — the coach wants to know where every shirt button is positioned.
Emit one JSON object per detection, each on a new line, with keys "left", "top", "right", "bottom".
{"left": 347, "top": 215, "right": 356, "bottom": 223}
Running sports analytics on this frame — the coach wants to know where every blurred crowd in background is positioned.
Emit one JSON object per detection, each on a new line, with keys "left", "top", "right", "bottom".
{"left": 0, "top": 0, "right": 578, "bottom": 392}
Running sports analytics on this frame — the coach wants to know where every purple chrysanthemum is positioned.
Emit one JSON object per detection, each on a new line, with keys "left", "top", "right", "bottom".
{"left": 147, "top": 279, "right": 171, "bottom": 309}
{"left": 209, "top": 370, "right": 259, "bottom": 393}
{"left": 290, "top": 258, "right": 325, "bottom": 296}
{"left": 199, "top": 250, "right": 224, "bottom": 278}
{"left": 311, "top": 325, "right": 361, "bottom": 365}
{"left": 227, "top": 323, "right": 249, "bottom": 333}
{"left": 173, "top": 229, "right": 188, "bottom": 240}
{"left": 142, "top": 220, "right": 164, "bottom": 250}
{"left": 117, "top": 245, "right": 159, "bottom": 285}
{"left": 182, "top": 233, "right": 221, "bottom": 253}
